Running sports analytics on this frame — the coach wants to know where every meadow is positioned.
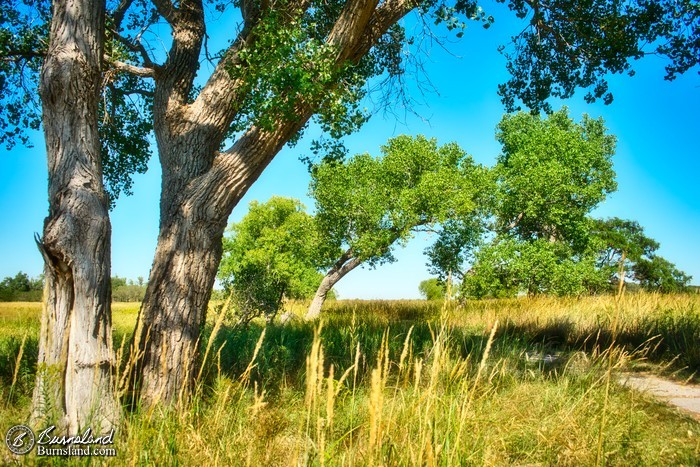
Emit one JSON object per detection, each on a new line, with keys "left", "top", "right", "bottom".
{"left": 1, "top": 293, "right": 699, "bottom": 465}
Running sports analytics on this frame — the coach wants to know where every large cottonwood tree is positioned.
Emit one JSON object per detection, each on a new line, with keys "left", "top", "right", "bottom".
{"left": 127, "top": 0, "right": 699, "bottom": 406}
{"left": 433, "top": 110, "right": 619, "bottom": 297}
{"left": 3, "top": 0, "right": 699, "bottom": 409}
{"left": 28, "top": 0, "right": 118, "bottom": 432}
{"left": 2, "top": 0, "right": 150, "bottom": 430}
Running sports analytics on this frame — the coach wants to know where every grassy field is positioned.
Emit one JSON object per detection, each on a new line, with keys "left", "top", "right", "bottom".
{"left": 1, "top": 293, "right": 699, "bottom": 465}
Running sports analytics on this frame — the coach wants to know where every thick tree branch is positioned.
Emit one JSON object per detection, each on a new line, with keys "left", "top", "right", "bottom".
{"left": 154, "top": 0, "right": 205, "bottom": 126}
{"left": 112, "top": 0, "right": 135, "bottom": 30}
{"left": 153, "top": 0, "right": 177, "bottom": 25}
{"left": 332, "top": 247, "right": 356, "bottom": 270}
{"left": 326, "top": 0, "right": 381, "bottom": 62}
{"left": 186, "top": 32, "right": 251, "bottom": 135}
{"left": 187, "top": 0, "right": 313, "bottom": 135}
{"left": 350, "top": 0, "right": 415, "bottom": 62}
{"left": 189, "top": 0, "right": 415, "bottom": 204}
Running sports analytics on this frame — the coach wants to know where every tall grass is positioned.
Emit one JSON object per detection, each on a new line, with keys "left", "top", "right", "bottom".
{"left": 106, "top": 311, "right": 698, "bottom": 465}
{"left": 0, "top": 294, "right": 698, "bottom": 464}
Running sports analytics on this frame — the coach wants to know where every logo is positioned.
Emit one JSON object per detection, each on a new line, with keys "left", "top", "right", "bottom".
{"left": 5, "top": 425, "right": 35, "bottom": 455}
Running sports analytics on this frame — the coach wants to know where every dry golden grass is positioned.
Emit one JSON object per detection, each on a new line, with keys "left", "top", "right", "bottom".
{"left": 0, "top": 293, "right": 699, "bottom": 465}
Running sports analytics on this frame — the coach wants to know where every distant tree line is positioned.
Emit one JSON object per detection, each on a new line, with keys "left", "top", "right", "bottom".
{"left": 0, "top": 273, "right": 147, "bottom": 302}
{"left": 0, "top": 272, "right": 43, "bottom": 301}
{"left": 111, "top": 276, "right": 147, "bottom": 302}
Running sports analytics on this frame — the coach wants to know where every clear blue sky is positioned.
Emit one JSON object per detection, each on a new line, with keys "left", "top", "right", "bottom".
{"left": 1, "top": 6, "right": 698, "bottom": 299}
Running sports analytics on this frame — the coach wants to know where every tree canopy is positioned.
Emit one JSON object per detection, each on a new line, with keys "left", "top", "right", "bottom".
{"left": 429, "top": 109, "right": 617, "bottom": 287}
{"left": 306, "top": 134, "right": 489, "bottom": 317}
{"left": 428, "top": 109, "right": 690, "bottom": 298}
{"left": 313, "top": 135, "right": 487, "bottom": 266}
{"left": 3, "top": 0, "right": 699, "bottom": 163}
{"left": 494, "top": 109, "right": 617, "bottom": 245}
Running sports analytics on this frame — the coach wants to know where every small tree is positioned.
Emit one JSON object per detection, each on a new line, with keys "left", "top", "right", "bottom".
{"left": 418, "top": 278, "right": 447, "bottom": 301}
{"left": 219, "top": 197, "right": 323, "bottom": 323}
{"left": 306, "top": 135, "right": 488, "bottom": 319}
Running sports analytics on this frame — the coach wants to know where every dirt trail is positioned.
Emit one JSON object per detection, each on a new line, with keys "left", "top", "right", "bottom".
{"left": 619, "top": 373, "right": 700, "bottom": 420}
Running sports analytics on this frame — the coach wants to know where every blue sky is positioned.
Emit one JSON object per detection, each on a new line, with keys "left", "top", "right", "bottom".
{"left": 0, "top": 6, "right": 698, "bottom": 299}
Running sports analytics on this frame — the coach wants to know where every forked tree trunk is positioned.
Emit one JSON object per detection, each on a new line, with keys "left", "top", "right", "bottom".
{"left": 132, "top": 127, "right": 303, "bottom": 408}
{"left": 128, "top": 0, "right": 412, "bottom": 408}
{"left": 32, "top": 0, "right": 118, "bottom": 433}
{"left": 306, "top": 251, "right": 362, "bottom": 320}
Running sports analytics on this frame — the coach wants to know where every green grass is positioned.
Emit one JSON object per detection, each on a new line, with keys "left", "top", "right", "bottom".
{"left": 1, "top": 294, "right": 699, "bottom": 464}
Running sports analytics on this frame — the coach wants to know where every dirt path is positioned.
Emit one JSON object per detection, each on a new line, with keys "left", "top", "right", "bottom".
{"left": 619, "top": 373, "right": 700, "bottom": 420}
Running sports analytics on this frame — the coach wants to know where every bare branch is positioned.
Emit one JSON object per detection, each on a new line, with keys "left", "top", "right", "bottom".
{"left": 108, "top": 27, "right": 158, "bottom": 68}
{"left": 1, "top": 50, "right": 46, "bottom": 62}
{"left": 106, "top": 56, "right": 156, "bottom": 77}
{"left": 119, "top": 87, "right": 155, "bottom": 98}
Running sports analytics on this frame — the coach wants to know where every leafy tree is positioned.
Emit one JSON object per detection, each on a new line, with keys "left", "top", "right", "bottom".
{"left": 494, "top": 109, "right": 617, "bottom": 245}
{"left": 425, "top": 209, "right": 492, "bottom": 282}
{"left": 591, "top": 217, "right": 692, "bottom": 292}
{"left": 4, "top": 0, "right": 699, "bottom": 406}
{"left": 219, "top": 197, "right": 324, "bottom": 323}
{"left": 306, "top": 135, "right": 488, "bottom": 318}
{"left": 633, "top": 256, "right": 692, "bottom": 293}
{"left": 461, "top": 215, "right": 693, "bottom": 298}
{"left": 418, "top": 278, "right": 448, "bottom": 301}
{"left": 461, "top": 237, "right": 607, "bottom": 298}
{"left": 430, "top": 109, "right": 618, "bottom": 297}
{"left": 2, "top": 271, "right": 31, "bottom": 293}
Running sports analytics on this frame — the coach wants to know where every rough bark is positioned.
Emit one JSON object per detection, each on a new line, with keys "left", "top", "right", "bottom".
{"left": 306, "top": 250, "right": 363, "bottom": 320}
{"left": 130, "top": 0, "right": 414, "bottom": 408}
{"left": 132, "top": 123, "right": 308, "bottom": 407}
{"left": 32, "top": 0, "right": 119, "bottom": 433}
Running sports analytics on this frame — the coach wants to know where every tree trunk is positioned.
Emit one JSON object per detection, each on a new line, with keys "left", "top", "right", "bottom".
{"left": 32, "top": 0, "right": 118, "bottom": 433}
{"left": 306, "top": 252, "right": 362, "bottom": 320}
{"left": 131, "top": 202, "right": 226, "bottom": 408}
{"left": 132, "top": 125, "right": 304, "bottom": 408}
{"left": 127, "top": 0, "right": 412, "bottom": 408}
